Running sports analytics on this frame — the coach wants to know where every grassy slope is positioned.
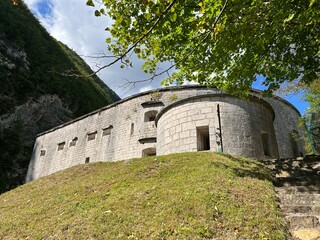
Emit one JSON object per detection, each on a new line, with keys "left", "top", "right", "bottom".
{"left": 0, "top": 153, "right": 287, "bottom": 239}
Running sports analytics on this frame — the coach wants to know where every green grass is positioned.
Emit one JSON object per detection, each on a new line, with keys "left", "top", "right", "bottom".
{"left": 0, "top": 152, "right": 287, "bottom": 239}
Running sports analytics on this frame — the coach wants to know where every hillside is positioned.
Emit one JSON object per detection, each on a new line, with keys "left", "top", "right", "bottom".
{"left": 0, "top": 0, "right": 120, "bottom": 193}
{"left": 0, "top": 152, "right": 288, "bottom": 239}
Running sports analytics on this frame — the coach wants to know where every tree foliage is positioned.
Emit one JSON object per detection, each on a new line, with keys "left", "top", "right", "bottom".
{"left": 89, "top": 0, "right": 320, "bottom": 95}
{"left": 304, "top": 110, "right": 320, "bottom": 154}
{"left": 303, "top": 78, "right": 320, "bottom": 154}
{"left": 305, "top": 78, "right": 320, "bottom": 113}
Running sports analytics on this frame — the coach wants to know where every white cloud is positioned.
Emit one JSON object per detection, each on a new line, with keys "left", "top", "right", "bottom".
{"left": 24, "top": 0, "right": 41, "bottom": 8}
{"left": 138, "top": 85, "right": 154, "bottom": 93}
{"left": 24, "top": 0, "right": 164, "bottom": 98}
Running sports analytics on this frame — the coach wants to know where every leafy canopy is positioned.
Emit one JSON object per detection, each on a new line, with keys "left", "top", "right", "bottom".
{"left": 88, "top": 0, "right": 320, "bottom": 95}
{"left": 303, "top": 77, "right": 320, "bottom": 155}
{"left": 305, "top": 78, "right": 320, "bottom": 113}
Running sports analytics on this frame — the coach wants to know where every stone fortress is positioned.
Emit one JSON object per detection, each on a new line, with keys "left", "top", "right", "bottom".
{"left": 26, "top": 85, "right": 306, "bottom": 182}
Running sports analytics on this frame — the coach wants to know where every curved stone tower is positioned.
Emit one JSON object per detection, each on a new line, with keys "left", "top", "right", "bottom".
{"left": 156, "top": 94, "right": 279, "bottom": 159}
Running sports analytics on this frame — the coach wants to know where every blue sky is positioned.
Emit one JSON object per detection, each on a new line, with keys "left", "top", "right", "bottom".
{"left": 284, "top": 93, "right": 309, "bottom": 115}
{"left": 252, "top": 76, "right": 309, "bottom": 115}
{"left": 36, "top": 0, "right": 52, "bottom": 17}
{"left": 25, "top": 0, "right": 309, "bottom": 115}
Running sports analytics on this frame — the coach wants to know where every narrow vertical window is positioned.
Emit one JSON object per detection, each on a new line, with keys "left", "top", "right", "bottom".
{"left": 197, "top": 126, "right": 210, "bottom": 151}
{"left": 261, "top": 132, "right": 270, "bottom": 156}
{"left": 85, "top": 157, "right": 90, "bottom": 164}
{"left": 130, "top": 123, "right": 134, "bottom": 136}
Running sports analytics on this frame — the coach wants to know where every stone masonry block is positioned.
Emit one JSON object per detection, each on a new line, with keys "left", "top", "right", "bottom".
{"left": 195, "top": 119, "right": 209, "bottom": 127}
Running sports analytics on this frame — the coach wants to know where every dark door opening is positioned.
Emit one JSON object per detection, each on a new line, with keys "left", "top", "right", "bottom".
{"left": 291, "top": 130, "right": 300, "bottom": 157}
{"left": 261, "top": 132, "right": 270, "bottom": 156}
{"left": 197, "top": 126, "right": 210, "bottom": 151}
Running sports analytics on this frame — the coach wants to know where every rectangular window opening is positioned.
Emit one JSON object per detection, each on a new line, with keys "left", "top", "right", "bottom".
{"left": 57, "top": 142, "right": 65, "bottom": 151}
{"left": 261, "top": 132, "right": 270, "bottom": 156}
{"left": 69, "top": 137, "right": 78, "bottom": 147}
{"left": 197, "top": 126, "right": 210, "bottom": 151}
{"left": 102, "top": 125, "right": 113, "bottom": 136}
{"left": 144, "top": 110, "right": 158, "bottom": 122}
{"left": 85, "top": 157, "right": 90, "bottom": 164}
{"left": 87, "top": 131, "right": 97, "bottom": 141}
{"left": 40, "top": 150, "right": 46, "bottom": 156}
{"left": 142, "top": 148, "right": 156, "bottom": 157}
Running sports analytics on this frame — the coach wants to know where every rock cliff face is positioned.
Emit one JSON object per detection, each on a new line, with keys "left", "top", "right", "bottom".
{"left": 0, "top": 39, "right": 29, "bottom": 71}
{"left": 1, "top": 95, "right": 73, "bottom": 144}
{"left": 0, "top": 95, "right": 73, "bottom": 190}
{"left": 0, "top": 0, "right": 119, "bottom": 193}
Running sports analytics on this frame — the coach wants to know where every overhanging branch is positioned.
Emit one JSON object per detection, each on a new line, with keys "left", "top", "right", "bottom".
{"left": 92, "top": 0, "right": 178, "bottom": 75}
{"left": 118, "top": 0, "right": 229, "bottom": 88}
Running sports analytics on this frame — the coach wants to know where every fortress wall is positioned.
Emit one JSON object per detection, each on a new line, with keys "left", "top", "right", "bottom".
{"left": 265, "top": 97, "right": 305, "bottom": 158}
{"left": 110, "top": 95, "right": 159, "bottom": 161}
{"left": 26, "top": 106, "right": 117, "bottom": 181}
{"left": 220, "top": 96, "right": 278, "bottom": 159}
{"left": 26, "top": 86, "right": 305, "bottom": 182}
{"left": 27, "top": 92, "right": 166, "bottom": 181}
{"left": 157, "top": 95, "right": 278, "bottom": 159}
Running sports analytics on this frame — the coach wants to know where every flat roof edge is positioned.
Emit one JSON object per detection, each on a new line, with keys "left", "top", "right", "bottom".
{"left": 36, "top": 85, "right": 301, "bottom": 137}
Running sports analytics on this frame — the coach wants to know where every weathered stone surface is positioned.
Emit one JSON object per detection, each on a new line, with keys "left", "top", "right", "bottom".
{"left": 265, "top": 157, "right": 320, "bottom": 240}
{"left": 263, "top": 97, "right": 306, "bottom": 159}
{"left": 292, "top": 228, "right": 320, "bottom": 240}
{"left": 27, "top": 86, "right": 305, "bottom": 181}
{"left": 280, "top": 194, "right": 320, "bottom": 206}
{"left": 0, "top": 39, "right": 30, "bottom": 70}
{"left": 1, "top": 95, "right": 73, "bottom": 145}
{"left": 157, "top": 95, "right": 278, "bottom": 159}
{"left": 287, "top": 215, "right": 320, "bottom": 229}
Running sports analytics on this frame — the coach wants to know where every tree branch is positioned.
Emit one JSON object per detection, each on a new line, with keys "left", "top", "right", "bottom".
{"left": 62, "top": 0, "right": 228, "bottom": 91}
{"left": 92, "top": 0, "right": 178, "bottom": 75}
{"left": 121, "top": 0, "right": 229, "bottom": 87}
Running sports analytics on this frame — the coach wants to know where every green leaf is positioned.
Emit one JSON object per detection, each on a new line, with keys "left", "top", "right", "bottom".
{"left": 284, "top": 13, "right": 295, "bottom": 23}
{"left": 94, "top": 10, "right": 101, "bottom": 17}
{"left": 171, "top": 12, "right": 177, "bottom": 22}
{"left": 134, "top": 48, "right": 141, "bottom": 54}
{"left": 309, "top": 0, "right": 316, "bottom": 7}
{"left": 86, "top": 0, "right": 94, "bottom": 7}
{"left": 106, "top": 38, "right": 111, "bottom": 44}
